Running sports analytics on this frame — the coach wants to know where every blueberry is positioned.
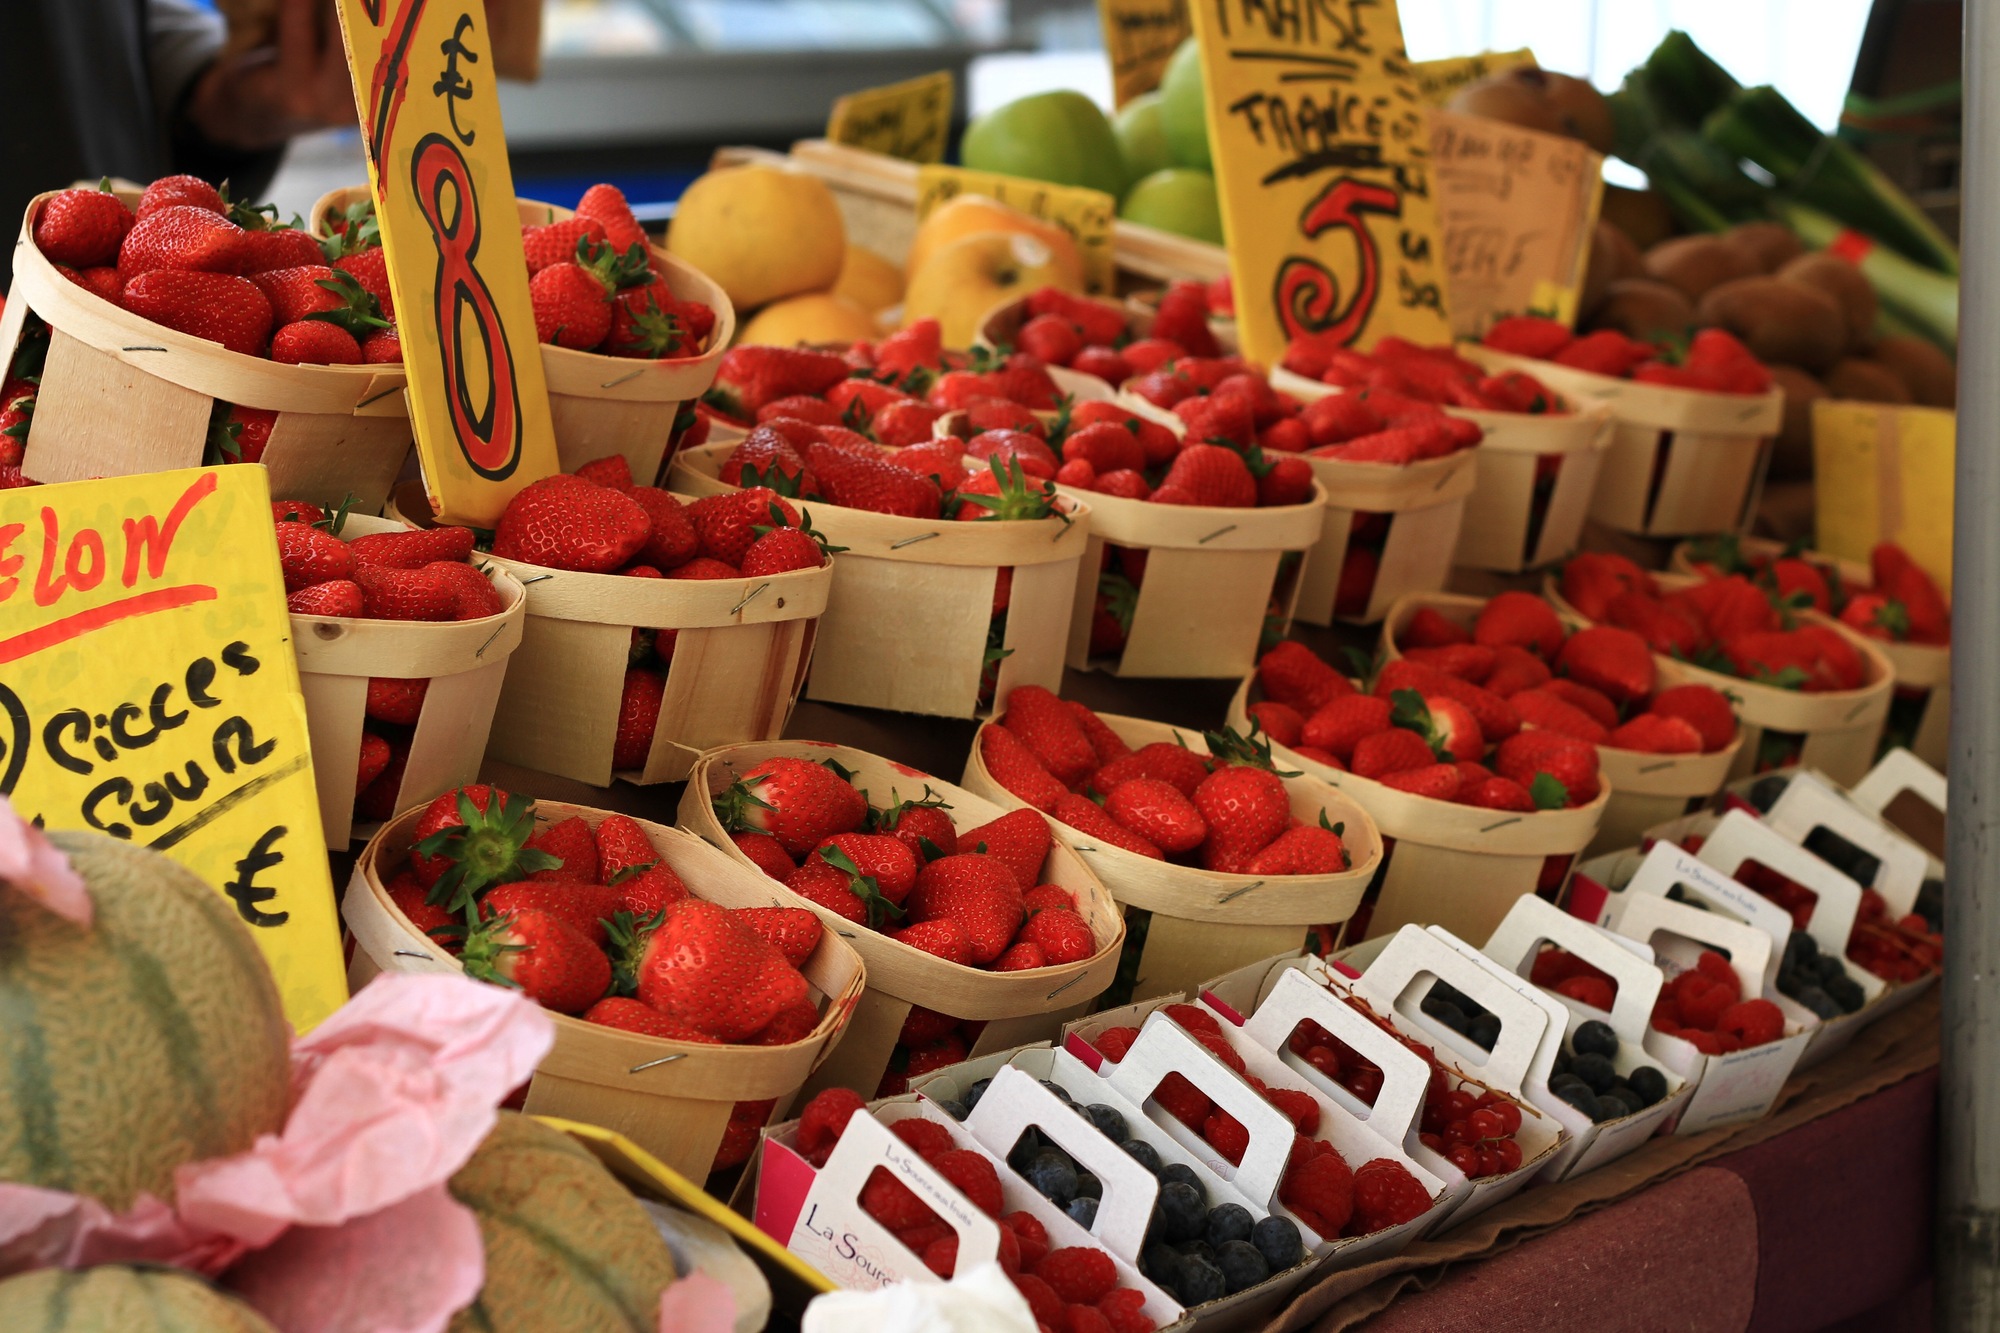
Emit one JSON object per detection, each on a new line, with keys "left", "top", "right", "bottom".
{"left": 1423, "top": 998, "right": 1469, "bottom": 1033}
{"left": 1467, "top": 1013, "right": 1502, "bottom": 1051}
{"left": 1797, "top": 985, "right": 1844, "bottom": 1020}
{"left": 1627, "top": 1065, "right": 1668, "bottom": 1107}
{"left": 1065, "top": 1196, "right": 1099, "bottom": 1228}
{"left": 1553, "top": 1082, "right": 1600, "bottom": 1119}
{"left": 1918, "top": 878, "right": 1944, "bottom": 932}
{"left": 1816, "top": 953, "right": 1848, "bottom": 984}
{"left": 1159, "top": 1162, "right": 1203, "bottom": 1196}
{"left": 1804, "top": 825, "right": 1880, "bottom": 885}
{"left": 1039, "top": 1079, "right": 1075, "bottom": 1105}
{"left": 1141, "top": 1243, "right": 1182, "bottom": 1289}
{"left": 1205, "top": 1202, "right": 1253, "bottom": 1248}
{"left": 1073, "top": 1170, "right": 1102, "bottom": 1201}
{"left": 1570, "top": 1052, "right": 1617, "bottom": 1094}
{"left": 965, "top": 1077, "right": 991, "bottom": 1110}
{"left": 1122, "top": 1139, "right": 1163, "bottom": 1174}
{"left": 1251, "top": 1215, "right": 1305, "bottom": 1271}
{"left": 1597, "top": 1085, "right": 1643, "bottom": 1119}
{"left": 1571, "top": 1020, "right": 1619, "bottom": 1059}
{"left": 1174, "top": 1238, "right": 1216, "bottom": 1262}
{"left": 1007, "top": 1131, "right": 1044, "bottom": 1173}
{"left": 1748, "top": 775, "right": 1789, "bottom": 812}
{"left": 934, "top": 1098, "right": 969, "bottom": 1121}
{"left": 1028, "top": 1150, "right": 1079, "bottom": 1204}
{"left": 1176, "top": 1255, "right": 1228, "bottom": 1305}
{"left": 1826, "top": 973, "right": 1867, "bottom": 1013}
{"left": 1216, "top": 1239, "right": 1271, "bottom": 1293}
{"left": 1084, "top": 1103, "right": 1128, "bottom": 1141}
{"left": 1551, "top": 1048, "right": 1573, "bottom": 1076}
{"left": 1784, "top": 930, "right": 1818, "bottom": 971}
{"left": 1153, "top": 1180, "right": 1207, "bottom": 1243}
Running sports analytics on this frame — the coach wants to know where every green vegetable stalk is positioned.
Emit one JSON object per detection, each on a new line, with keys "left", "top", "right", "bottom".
{"left": 1778, "top": 201, "right": 1957, "bottom": 351}
{"left": 1641, "top": 30, "right": 1744, "bottom": 127}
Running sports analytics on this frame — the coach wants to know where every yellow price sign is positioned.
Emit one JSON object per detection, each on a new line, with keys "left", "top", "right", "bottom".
{"left": 827, "top": 71, "right": 955, "bottom": 163}
{"left": 333, "top": 0, "right": 560, "bottom": 528}
{"left": 1187, "top": 0, "right": 1452, "bottom": 367}
{"left": 1411, "top": 48, "right": 1537, "bottom": 106}
{"left": 1099, "top": 0, "right": 1191, "bottom": 107}
{"left": 1813, "top": 401, "right": 1957, "bottom": 597}
{"left": 0, "top": 469, "right": 347, "bottom": 1030}
{"left": 915, "top": 166, "right": 1118, "bottom": 293}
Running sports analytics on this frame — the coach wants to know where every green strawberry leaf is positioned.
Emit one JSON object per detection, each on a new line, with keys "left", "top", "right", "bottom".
{"left": 1530, "top": 773, "right": 1569, "bottom": 811}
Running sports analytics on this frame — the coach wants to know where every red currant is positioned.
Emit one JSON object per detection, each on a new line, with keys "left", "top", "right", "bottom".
{"left": 1488, "top": 1101, "right": 1523, "bottom": 1137}
{"left": 1419, "top": 1131, "right": 1445, "bottom": 1153}
{"left": 1489, "top": 1138, "right": 1523, "bottom": 1173}
{"left": 1444, "top": 1089, "right": 1478, "bottom": 1121}
{"left": 1468, "top": 1107, "right": 1505, "bottom": 1141}
{"left": 1444, "top": 1117, "right": 1478, "bottom": 1145}
{"left": 1446, "top": 1142, "right": 1480, "bottom": 1174}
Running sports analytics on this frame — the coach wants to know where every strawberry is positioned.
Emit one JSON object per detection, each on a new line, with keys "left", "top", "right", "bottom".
{"left": 815, "top": 447, "right": 943, "bottom": 519}
{"left": 964, "top": 428, "right": 1059, "bottom": 479}
{"left": 893, "top": 918, "right": 977, "bottom": 964}
{"left": 138, "top": 175, "right": 224, "bottom": 218}
{"left": 1607, "top": 713, "right": 1703, "bottom": 754}
{"left": 1246, "top": 700, "right": 1305, "bottom": 748}
{"left": 874, "top": 318, "right": 945, "bottom": 377}
{"left": 57, "top": 264, "right": 124, "bottom": 305}
{"left": 593, "top": 813, "right": 659, "bottom": 878}
{"left": 530, "top": 262, "right": 613, "bottom": 350}
{"left": 482, "top": 878, "right": 621, "bottom": 946}
{"left": 582, "top": 996, "right": 715, "bottom": 1042}
{"left": 123, "top": 270, "right": 271, "bottom": 355}
{"left": 616, "top": 486, "right": 697, "bottom": 570}
{"left": 1648, "top": 683, "right": 1737, "bottom": 752}
{"left": 1301, "top": 694, "right": 1392, "bottom": 761}
{"left": 525, "top": 815, "right": 600, "bottom": 883}
{"left": 713, "top": 346, "right": 851, "bottom": 417}
{"left": 1375, "top": 659, "right": 1521, "bottom": 744}
{"left": 1152, "top": 280, "right": 1221, "bottom": 357}
{"left": 1483, "top": 644, "right": 1553, "bottom": 697}
{"left": 816, "top": 832, "right": 919, "bottom": 904}
{"left": 1351, "top": 727, "right": 1434, "bottom": 779}
{"left": 250, "top": 265, "right": 387, "bottom": 332}
{"left": 990, "top": 941, "right": 1047, "bottom": 971}
{"left": 426, "top": 561, "right": 506, "bottom": 619}
{"left": 1158, "top": 443, "right": 1257, "bottom": 507}
{"left": 752, "top": 1001, "right": 822, "bottom": 1047}
{"left": 953, "top": 808, "right": 1048, "bottom": 890}
{"left": 613, "top": 668, "right": 664, "bottom": 770}
{"left": 117, "top": 204, "right": 245, "bottom": 278}
{"left": 1606, "top": 590, "right": 1704, "bottom": 657}
{"left": 275, "top": 520, "right": 355, "bottom": 591}
{"left": 1052, "top": 793, "right": 1163, "bottom": 859}
{"left": 35, "top": 185, "right": 133, "bottom": 267}
{"left": 354, "top": 563, "right": 457, "bottom": 620}
{"left": 1493, "top": 731, "right": 1600, "bottom": 807}
{"left": 713, "top": 755, "right": 870, "bottom": 856}
{"left": 741, "top": 519, "right": 832, "bottom": 576}
{"left": 270, "top": 321, "right": 361, "bottom": 364}
{"left": 1509, "top": 688, "right": 1610, "bottom": 745}
{"left": 1482, "top": 315, "right": 1573, "bottom": 360}
{"left": 1086, "top": 741, "right": 1212, "bottom": 798}
{"left": 720, "top": 834, "right": 790, "bottom": 886}
{"left": 385, "top": 868, "right": 454, "bottom": 938}
{"left": 638, "top": 898, "right": 808, "bottom": 1040}
{"left": 1878, "top": 548, "right": 1949, "bottom": 640}
{"left": 360, "top": 328, "right": 401, "bottom": 363}
{"left": 1556, "top": 625, "right": 1655, "bottom": 703}
{"left": 334, "top": 245, "right": 395, "bottom": 322}
{"left": 877, "top": 789, "right": 961, "bottom": 866}
{"left": 231, "top": 216, "right": 330, "bottom": 275}
{"left": 461, "top": 908, "right": 610, "bottom": 1014}
{"left": 1403, "top": 606, "right": 1473, "bottom": 648}
{"left": 1473, "top": 591, "right": 1566, "bottom": 661}
{"left": 786, "top": 846, "right": 891, "bottom": 925}
{"left": 575, "top": 183, "right": 650, "bottom": 257}
{"left": 410, "top": 785, "right": 559, "bottom": 903}
{"left": 1103, "top": 778, "right": 1207, "bottom": 853}
{"left": 873, "top": 400, "right": 950, "bottom": 448}
{"left": 1389, "top": 689, "right": 1484, "bottom": 763}
{"left": 1017, "top": 907, "right": 1095, "bottom": 964}
{"left": 1257, "top": 641, "right": 1353, "bottom": 714}
{"left": 521, "top": 215, "right": 608, "bottom": 273}
{"left": 1464, "top": 777, "right": 1537, "bottom": 811}
{"left": 1001, "top": 686, "right": 1097, "bottom": 787}
{"left": 354, "top": 731, "right": 393, "bottom": 794}
{"left": 349, "top": 526, "right": 476, "bottom": 569}
{"left": 1540, "top": 678, "right": 1620, "bottom": 729}
{"left": 1192, "top": 764, "right": 1290, "bottom": 871}
{"left": 1246, "top": 817, "right": 1349, "bottom": 874}
{"left": 364, "top": 676, "right": 429, "bottom": 725}
{"left": 905, "top": 854, "right": 1026, "bottom": 965}
{"left": 1560, "top": 552, "right": 1654, "bottom": 621}
{"left": 688, "top": 488, "right": 800, "bottom": 566}
{"left": 979, "top": 724, "right": 1068, "bottom": 810}
{"left": 493, "top": 474, "right": 651, "bottom": 572}
{"left": 735, "top": 905, "right": 823, "bottom": 967}
{"left": 287, "top": 580, "right": 363, "bottom": 616}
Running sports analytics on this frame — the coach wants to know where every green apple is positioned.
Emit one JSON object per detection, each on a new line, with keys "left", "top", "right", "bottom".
{"left": 1159, "top": 39, "right": 1211, "bottom": 171}
{"left": 1114, "top": 92, "right": 1173, "bottom": 191}
{"left": 962, "top": 91, "right": 1129, "bottom": 199}
{"left": 1119, "top": 168, "right": 1224, "bottom": 245}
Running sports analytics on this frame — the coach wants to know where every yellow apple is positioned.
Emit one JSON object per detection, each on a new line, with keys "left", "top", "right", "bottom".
{"left": 903, "top": 231, "right": 1082, "bottom": 349}
{"left": 668, "top": 165, "right": 845, "bottom": 311}
{"left": 906, "top": 195, "right": 1084, "bottom": 291}
{"left": 736, "top": 292, "right": 881, "bottom": 347}
{"left": 831, "top": 244, "right": 905, "bottom": 314}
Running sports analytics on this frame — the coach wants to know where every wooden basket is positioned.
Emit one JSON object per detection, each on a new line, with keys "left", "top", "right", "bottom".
{"left": 1378, "top": 592, "right": 1741, "bottom": 859}
{"left": 1, "top": 188, "right": 413, "bottom": 508}
{"left": 1291, "top": 449, "right": 1478, "bottom": 627}
{"left": 343, "top": 801, "right": 866, "bottom": 1182}
{"left": 1464, "top": 345, "right": 1784, "bottom": 538}
{"left": 314, "top": 187, "right": 735, "bottom": 488}
{"left": 1544, "top": 571, "right": 1894, "bottom": 787}
{"left": 670, "top": 442, "right": 1089, "bottom": 719}
{"left": 1226, "top": 675, "right": 1609, "bottom": 945}
{"left": 678, "top": 740, "right": 1124, "bottom": 1101}
{"left": 960, "top": 713, "right": 1383, "bottom": 1002}
{"left": 1060, "top": 481, "right": 1326, "bottom": 678}
{"left": 1669, "top": 537, "right": 1950, "bottom": 770}
{"left": 386, "top": 482, "right": 830, "bottom": 785}
{"left": 294, "top": 515, "right": 527, "bottom": 847}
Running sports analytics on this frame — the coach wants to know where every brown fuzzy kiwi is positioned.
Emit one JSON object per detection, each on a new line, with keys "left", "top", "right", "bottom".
{"left": 1580, "top": 222, "right": 1644, "bottom": 319}
{"left": 1765, "top": 364, "right": 1825, "bottom": 481}
{"left": 1502, "top": 67, "right": 1616, "bottom": 153}
{"left": 1602, "top": 186, "right": 1677, "bottom": 251}
{"left": 1777, "top": 252, "right": 1878, "bottom": 349}
{"left": 1643, "top": 235, "right": 1759, "bottom": 303}
{"left": 1722, "top": 221, "right": 1805, "bottom": 274}
{"left": 1870, "top": 334, "right": 1957, "bottom": 408}
{"left": 1695, "top": 276, "right": 1846, "bottom": 372}
{"left": 1823, "top": 357, "right": 1913, "bottom": 405}
{"left": 1585, "top": 278, "right": 1694, "bottom": 342}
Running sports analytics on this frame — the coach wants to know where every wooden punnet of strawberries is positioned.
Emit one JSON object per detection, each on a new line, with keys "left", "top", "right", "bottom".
{"left": 998, "top": 279, "right": 1230, "bottom": 389}
{"left": 1680, "top": 536, "right": 1950, "bottom": 649}
{"left": 1478, "top": 316, "right": 1774, "bottom": 395}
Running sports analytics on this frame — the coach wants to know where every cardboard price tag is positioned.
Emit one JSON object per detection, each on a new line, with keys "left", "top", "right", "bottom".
{"left": 914, "top": 166, "right": 1117, "bottom": 293}
{"left": 1099, "top": 0, "right": 1191, "bottom": 107}
{"left": 0, "top": 469, "right": 345, "bottom": 1029}
{"left": 1429, "top": 108, "right": 1603, "bottom": 336}
{"left": 333, "top": 0, "right": 560, "bottom": 528}
{"left": 1186, "top": 0, "right": 1452, "bottom": 367}
{"left": 1812, "top": 401, "right": 1955, "bottom": 597}
{"left": 826, "top": 71, "right": 955, "bottom": 164}
{"left": 1410, "top": 48, "right": 1537, "bottom": 106}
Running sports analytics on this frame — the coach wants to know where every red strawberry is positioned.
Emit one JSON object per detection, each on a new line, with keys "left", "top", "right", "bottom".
{"left": 1494, "top": 731, "right": 1600, "bottom": 806}
{"left": 34, "top": 185, "right": 133, "bottom": 266}
{"left": 638, "top": 898, "right": 808, "bottom": 1040}
{"left": 575, "top": 183, "right": 650, "bottom": 257}
{"left": 1158, "top": 443, "right": 1257, "bottom": 507}
{"left": 1001, "top": 686, "right": 1097, "bottom": 787}
{"left": 364, "top": 676, "right": 429, "bottom": 725}
{"left": 1375, "top": 659, "right": 1522, "bottom": 744}
{"left": 1463, "top": 776, "right": 1537, "bottom": 811}
{"left": 117, "top": 204, "right": 244, "bottom": 278}
{"left": 592, "top": 813, "right": 658, "bottom": 878}
{"left": 334, "top": 246, "right": 396, "bottom": 323}
{"left": 892, "top": 917, "right": 977, "bottom": 964}
{"left": 582, "top": 996, "right": 715, "bottom": 1042}
{"left": 1560, "top": 552, "right": 1655, "bottom": 621}
{"left": 355, "top": 731, "right": 392, "bottom": 794}
{"left": 271, "top": 321, "right": 362, "bottom": 365}
{"left": 1052, "top": 793, "right": 1163, "bottom": 860}
{"left": 815, "top": 447, "right": 943, "bottom": 518}
{"left": 1258, "top": 641, "right": 1353, "bottom": 713}
{"left": 878, "top": 790, "right": 961, "bottom": 866}
{"left": 525, "top": 815, "right": 600, "bottom": 883}
{"left": 1351, "top": 727, "right": 1434, "bottom": 779}
{"left": 613, "top": 668, "right": 664, "bottom": 770}
{"left": 1301, "top": 694, "right": 1392, "bottom": 761}
{"left": 905, "top": 854, "right": 1026, "bottom": 965}
{"left": 713, "top": 755, "right": 870, "bottom": 857}
{"left": 275, "top": 520, "right": 355, "bottom": 591}
{"left": 979, "top": 725, "right": 1068, "bottom": 810}
{"left": 1648, "top": 684, "right": 1737, "bottom": 752}
{"left": 361, "top": 327, "right": 401, "bottom": 364}
{"left": 494, "top": 474, "right": 651, "bottom": 572}
{"left": 530, "top": 262, "right": 613, "bottom": 350}
{"left": 730, "top": 831, "right": 795, "bottom": 881}
{"left": 349, "top": 526, "right": 476, "bottom": 569}
{"left": 735, "top": 905, "right": 823, "bottom": 967}
{"left": 1607, "top": 713, "right": 1703, "bottom": 754}
{"left": 1382, "top": 762, "right": 1465, "bottom": 800}
{"left": 954, "top": 808, "right": 1049, "bottom": 890}
{"left": 122, "top": 269, "right": 271, "bottom": 355}
{"left": 713, "top": 345, "right": 851, "bottom": 417}
{"left": 1086, "top": 741, "right": 1213, "bottom": 798}
{"left": 287, "top": 580, "right": 364, "bottom": 616}
{"left": 522, "top": 215, "right": 608, "bottom": 273}
{"left": 1192, "top": 764, "right": 1291, "bottom": 871}
{"left": 815, "top": 832, "right": 919, "bottom": 904}
{"left": 461, "top": 908, "right": 611, "bottom": 1014}
{"left": 688, "top": 488, "right": 800, "bottom": 566}
{"left": 619, "top": 485, "right": 699, "bottom": 569}
{"left": 741, "top": 524, "right": 829, "bottom": 576}
{"left": 1540, "top": 678, "right": 1620, "bottom": 729}
{"left": 1473, "top": 591, "right": 1566, "bottom": 660}
{"left": 1246, "top": 819, "right": 1349, "bottom": 874}
{"left": 483, "top": 878, "right": 621, "bottom": 946}
{"left": 1606, "top": 590, "right": 1704, "bottom": 657}
{"left": 1389, "top": 689, "right": 1484, "bottom": 763}
{"left": 1556, "top": 625, "right": 1655, "bottom": 703}
{"left": 1404, "top": 606, "right": 1474, "bottom": 648}
{"left": 385, "top": 869, "right": 454, "bottom": 938}
{"left": 1509, "top": 688, "right": 1610, "bottom": 745}
{"left": 354, "top": 563, "right": 457, "bottom": 621}
{"left": 1483, "top": 644, "right": 1554, "bottom": 697}
{"left": 138, "top": 175, "right": 224, "bottom": 217}
{"left": 1103, "top": 778, "right": 1207, "bottom": 854}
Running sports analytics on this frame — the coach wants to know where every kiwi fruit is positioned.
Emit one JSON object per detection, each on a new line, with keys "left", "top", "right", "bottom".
{"left": 1504, "top": 67, "right": 1616, "bottom": 153}
{"left": 1722, "top": 221, "right": 1804, "bottom": 274}
{"left": 1870, "top": 334, "right": 1957, "bottom": 408}
{"left": 1445, "top": 77, "right": 1566, "bottom": 136}
{"left": 1695, "top": 276, "right": 1846, "bottom": 372}
{"left": 1766, "top": 364, "right": 1825, "bottom": 480}
{"left": 1585, "top": 278, "right": 1694, "bottom": 342}
{"left": 1823, "top": 357, "right": 1912, "bottom": 405}
{"left": 1778, "top": 253, "right": 1878, "bottom": 350}
{"left": 1580, "top": 222, "right": 1644, "bottom": 319}
{"left": 1644, "top": 235, "right": 1759, "bottom": 303}
{"left": 1602, "top": 186, "right": 1677, "bottom": 251}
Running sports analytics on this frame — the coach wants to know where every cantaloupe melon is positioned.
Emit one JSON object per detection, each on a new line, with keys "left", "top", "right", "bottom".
{"left": 446, "top": 1114, "right": 678, "bottom": 1331}
{"left": 0, "top": 831, "right": 292, "bottom": 1211}
{"left": 0, "top": 1264, "right": 279, "bottom": 1332}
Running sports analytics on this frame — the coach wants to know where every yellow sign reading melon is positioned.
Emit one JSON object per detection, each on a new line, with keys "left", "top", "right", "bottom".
{"left": 915, "top": 166, "right": 1118, "bottom": 293}
{"left": 1099, "top": 0, "right": 1191, "bottom": 107}
{"left": 0, "top": 468, "right": 347, "bottom": 1029}
{"left": 333, "top": 0, "right": 560, "bottom": 528}
{"left": 827, "top": 71, "right": 955, "bottom": 163}
{"left": 1186, "top": 0, "right": 1452, "bottom": 367}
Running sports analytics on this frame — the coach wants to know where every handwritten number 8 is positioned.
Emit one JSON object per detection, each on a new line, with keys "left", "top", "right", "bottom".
{"left": 411, "top": 133, "right": 523, "bottom": 479}
{"left": 1273, "top": 178, "right": 1401, "bottom": 348}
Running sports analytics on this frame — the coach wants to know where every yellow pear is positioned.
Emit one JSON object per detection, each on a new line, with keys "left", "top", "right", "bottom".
{"left": 668, "top": 165, "right": 845, "bottom": 311}
{"left": 737, "top": 292, "right": 880, "bottom": 347}
{"left": 906, "top": 196, "right": 1084, "bottom": 291}
{"left": 903, "top": 231, "right": 1081, "bottom": 349}
{"left": 832, "top": 244, "right": 905, "bottom": 313}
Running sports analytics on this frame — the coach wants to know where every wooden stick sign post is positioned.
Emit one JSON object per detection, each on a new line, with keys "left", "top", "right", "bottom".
{"left": 1186, "top": 0, "right": 1452, "bottom": 367}
{"left": 332, "top": 0, "right": 560, "bottom": 527}
{"left": 1099, "top": 0, "right": 1191, "bottom": 108}
{"left": 0, "top": 469, "right": 348, "bottom": 1030}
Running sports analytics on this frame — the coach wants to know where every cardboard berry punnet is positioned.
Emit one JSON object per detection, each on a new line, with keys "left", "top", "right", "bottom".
{"left": 1759, "top": 769, "right": 1935, "bottom": 916}
{"left": 1846, "top": 748, "right": 1948, "bottom": 864}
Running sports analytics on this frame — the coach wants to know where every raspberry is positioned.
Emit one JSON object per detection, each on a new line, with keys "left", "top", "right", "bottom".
{"left": 1351, "top": 1158, "right": 1432, "bottom": 1232}
{"left": 1005, "top": 1211, "right": 1050, "bottom": 1269}
{"left": 1192, "top": 1028, "right": 1246, "bottom": 1074}
{"left": 1696, "top": 949, "right": 1740, "bottom": 990}
{"left": 1094, "top": 1026, "right": 1139, "bottom": 1063}
{"left": 1263, "top": 1086, "right": 1321, "bottom": 1135}
{"left": 862, "top": 1166, "right": 938, "bottom": 1231}
{"left": 1203, "top": 1109, "right": 1249, "bottom": 1164}
{"left": 934, "top": 1148, "right": 1004, "bottom": 1218}
{"left": 1555, "top": 975, "right": 1615, "bottom": 1010}
{"left": 996, "top": 1224, "right": 1021, "bottom": 1274}
{"left": 1035, "top": 1247, "right": 1119, "bottom": 1304}
{"left": 1672, "top": 973, "right": 1735, "bottom": 1031}
{"left": 798, "top": 1087, "right": 867, "bottom": 1157}
{"left": 922, "top": 1233, "right": 958, "bottom": 1278}
{"left": 1011, "top": 1272, "right": 1066, "bottom": 1328}
{"left": 1066, "top": 1305, "right": 1115, "bottom": 1333}
{"left": 1682, "top": 1029, "right": 1727, "bottom": 1056}
{"left": 890, "top": 1117, "right": 956, "bottom": 1161}
{"left": 1151, "top": 1073, "right": 1214, "bottom": 1130}
{"left": 1716, "top": 998, "right": 1784, "bottom": 1047}
{"left": 896, "top": 1220, "right": 952, "bottom": 1253}
{"left": 1278, "top": 1147, "right": 1354, "bottom": 1238}
{"left": 1097, "top": 1288, "right": 1157, "bottom": 1333}
{"left": 1163, "top": 1002, "right": 1221, "bottom": 1037}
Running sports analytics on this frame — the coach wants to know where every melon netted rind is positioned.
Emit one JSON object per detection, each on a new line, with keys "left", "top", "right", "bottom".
{"left": 0, "top": 1264, "right": 282, "bottom": 1333}
{"left": 0, "top": 830, "right": 293, "bottom": 1211}
{"left": 446, "top": 1113, "right": 679, "bottom": 1332}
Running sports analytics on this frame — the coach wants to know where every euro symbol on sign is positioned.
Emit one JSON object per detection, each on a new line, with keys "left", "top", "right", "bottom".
{"left": 434, "top": 13, "right": 478, "bottom": 145}
{"left": 227, "top": 825, "right": 291, "bottom": 927}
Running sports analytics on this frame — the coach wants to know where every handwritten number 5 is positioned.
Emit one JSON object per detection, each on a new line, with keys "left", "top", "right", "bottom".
{"left": 1272, "top": 178, "right": 1401, "bottom": 347}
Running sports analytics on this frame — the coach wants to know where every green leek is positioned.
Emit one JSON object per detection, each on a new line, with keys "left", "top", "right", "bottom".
{"left": 1777, "top": 201, "right": 1957, "bottom": 351}
{"left": 1641, "top": 30, "right": 1743, "bottom": 127}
